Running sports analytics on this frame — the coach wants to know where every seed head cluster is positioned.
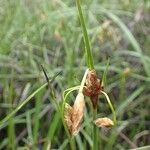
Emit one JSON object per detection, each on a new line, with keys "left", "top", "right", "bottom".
{"left": 64, "top": 69, "right": 114, "bottom": 136}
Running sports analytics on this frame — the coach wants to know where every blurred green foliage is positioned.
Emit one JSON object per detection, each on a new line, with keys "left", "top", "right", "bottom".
{"left": 0, "top": 0, "right": 149, "bottom": 149}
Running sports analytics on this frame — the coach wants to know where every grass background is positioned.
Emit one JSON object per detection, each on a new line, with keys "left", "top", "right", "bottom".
{"left": 0, "top": 0, "right": 150, "bottom": 149}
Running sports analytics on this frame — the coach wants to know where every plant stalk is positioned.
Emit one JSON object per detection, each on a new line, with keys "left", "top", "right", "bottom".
{"left": 76, "top": 0, "right": 94, "bottom": 69}
{"left": 93, "top": 107, "right": 98, "bottom": 150}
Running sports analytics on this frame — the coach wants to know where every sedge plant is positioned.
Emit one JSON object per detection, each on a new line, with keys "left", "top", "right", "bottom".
{"left": 61, "top": 0, "right": 117, "bottom": 150}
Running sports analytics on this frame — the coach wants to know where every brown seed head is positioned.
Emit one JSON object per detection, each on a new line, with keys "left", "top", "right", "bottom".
{"left": 83, "top": 70, "right": 101, "bottom": 96}
{"left": 64, "top": 93, "right": 85, "bottom": 136}
{"left": 83, "top": 69, "right": 102, "bottom": 108}
{"left": 94, "top": 117, "right": 114, "bottom": 128}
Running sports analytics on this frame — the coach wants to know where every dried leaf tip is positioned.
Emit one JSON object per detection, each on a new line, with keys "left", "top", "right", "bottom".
{"left": 94, "top": 117, "right": 114, "bottom": 128}
{"left": 64, "top": 92, "right": 85, "bottom": 136}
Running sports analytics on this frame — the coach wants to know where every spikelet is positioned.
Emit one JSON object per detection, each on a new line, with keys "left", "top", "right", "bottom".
{"left": 94, "top": 117, "right": 114, "bottom": 128}
{"left": 64, "top": 92, "right": 85, "bottom": 136}
{"left": 72, "top": 92, "right": 85, "bottom": 135}
{"left": 83, "top": 69, "right": 102, "bottom": 108}
{"left": 83, "top": 70, "right": 101, "bottom": 96}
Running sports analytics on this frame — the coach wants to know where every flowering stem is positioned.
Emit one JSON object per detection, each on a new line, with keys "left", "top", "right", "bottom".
{"left": 76, "top": 1, "right": 99, "bottom": 149}
{"left": 93, "top": 107, "right": 98, "bottom": 150}
{"left": 76, "top": 0, "right": 94, "bottom": 69}
{"left": 71, "top": 137, "right": 76, "bottom": 150}
{"left": 61, "top": 115, "right": 76, "bottom": 150}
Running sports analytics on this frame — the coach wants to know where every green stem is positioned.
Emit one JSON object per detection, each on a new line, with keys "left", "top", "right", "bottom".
{"left": 61, "top": 112, "right": 76, "bottom": 150}
{"left": 101, "top": 91, "right": 116, "bottom": 125}
{"left": 7, "top": 69, "right": 16, "bottom": 150}
{"left": 76, "top": 0, "right": 94, "bottom": 69}
{"left": 102, "top": 59, "right": 110, "bottom": 87}
{"left": 71, "top": 136, "right": 76, "bottom": 150}
{"left": 93, "top": 108, "right": 98, "bottom": 150}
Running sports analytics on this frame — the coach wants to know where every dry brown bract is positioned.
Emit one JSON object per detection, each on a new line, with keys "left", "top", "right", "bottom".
{"left": 94, "top": 117, "right": 114, "bottom": 128}
{"left": 64, "top": 93, "right": 85, "bottom": 136}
